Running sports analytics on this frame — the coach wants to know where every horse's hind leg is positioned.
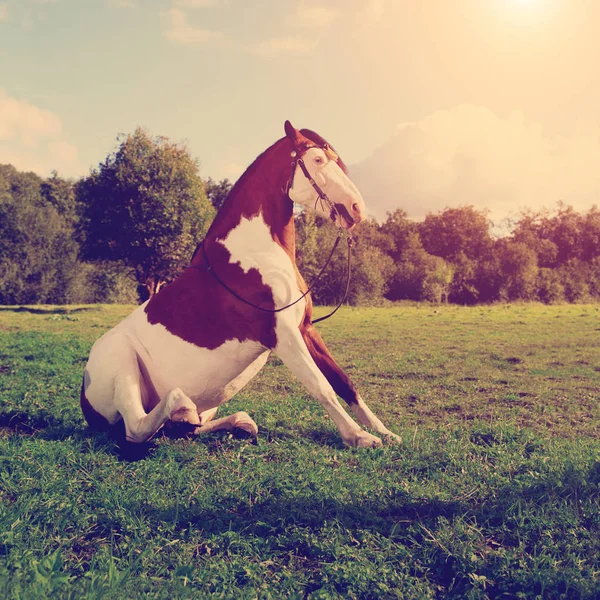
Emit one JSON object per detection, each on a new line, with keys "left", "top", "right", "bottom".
{"left": 194, "top": 412, "right": 258, "bottom": 440}
{"left": 199, "top": 407, "right": 219, "bottom": 425}
{"left": 115, "top": 372, "right": 199, "bottom": 443}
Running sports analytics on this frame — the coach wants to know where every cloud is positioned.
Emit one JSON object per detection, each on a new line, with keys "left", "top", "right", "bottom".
{"left": 162, "top": 7, "right": 224, "bottom": 46}
{"left": 0, "top": 4, "right": 8, "bottom": 22}
{"left": 0, "top": 89, "right": 79, "bottom": 176}
{"left": 286, "top": 2, "right": 339, "bottom": 30}
{"left": 252, "top": 35, "right": 317, "bottom": 57}
{"left": 173, "top": 0, "right": 217, "bottom": 7}
{"left": 0, "top": 89, "right": 61, "bottom": 141}
{"left": 107, "top": 0, "right": 137, "bottom": 7}
{"left": 352, "top": 104, "right": 600, "bottom": 222}
{"left": 252, "top": 2, "right": 338, "bottom": 57}
{"left": 361, "top": 0, "right": 385, "bottom": 22}
{"left": 219, "top": 162, "right": 244, "bottom": 180}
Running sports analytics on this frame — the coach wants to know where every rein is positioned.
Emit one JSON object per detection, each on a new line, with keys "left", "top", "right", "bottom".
{"left": 188, "top": 145, "right": 354, "bottom": 324}
{"left": 198, "top": 232, "right": 352, "bottom": 324}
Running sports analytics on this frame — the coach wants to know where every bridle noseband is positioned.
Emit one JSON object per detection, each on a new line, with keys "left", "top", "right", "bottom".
{"left": 191, "top": 143, "right": 354, "bottom": 324}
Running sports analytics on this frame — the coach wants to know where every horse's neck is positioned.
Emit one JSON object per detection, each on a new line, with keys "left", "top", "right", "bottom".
{"left": 201, "top": 142, "right": 297, "bottom": 261}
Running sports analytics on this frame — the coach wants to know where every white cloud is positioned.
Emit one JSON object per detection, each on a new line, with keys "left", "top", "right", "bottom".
{"left": 108, "top": 0, "right": 137, "bottom": 7}
{"left": 162, "top": 8, "right": 224, "bottom": 46}
{"left": 219, "top": 162, "right": 244, "bottom": 180}
{"left": 0, "top": 89, "right": 79, "bottom": 176}
{"left": 251, "top": 2, "right": 338, "bottom": 57}
{"left": 252, "top": 35, "right": 317, "bottom": 57}
{"left": 0, "top": 4, "right": 8, "bottom": 22}
{"left": 0, "top": 89, "right": 61, "bottom": 142}
{"left": 361, "top": 0, "right": 385, "bottom": 22}
{"left": 352, "top": 104, "right": 600, "bottom": 222}
{"left": 173, "top": 0, "right": 217, "bottom": 7}
{"left": 48, "top": 140, "right": 78, "bottom": 165}
{"left": 286, "top": 2, "right": 339, "bottom": 30}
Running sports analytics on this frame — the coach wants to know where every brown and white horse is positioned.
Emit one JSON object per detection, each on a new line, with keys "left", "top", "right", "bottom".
{"left": 81, "top": 121, "right": 400, "bottom": 448}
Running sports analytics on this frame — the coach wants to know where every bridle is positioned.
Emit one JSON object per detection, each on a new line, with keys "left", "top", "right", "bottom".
{"left": 193, "top": 143, "right": 354, "bottom": 325}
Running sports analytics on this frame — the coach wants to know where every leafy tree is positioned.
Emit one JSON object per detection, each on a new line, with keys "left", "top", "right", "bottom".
{"left": 295, "top": 212, "right": 393, "bottom": 305}
{"left": 387, "top": 231, "right": 452, "bottom": 302}
{"left": 78, "top": 128, "right": 215, "bottom": 300}
{"left": 587, "top": 257, "right": 600, "bottom": 299}
{"left": 537, "top": 268, "right": 565, "bottom": 304}
{"left": 0, "top": 165, "right": 79, "bottom": 304}
{"left": 380, "top": 209, "right": 416, "bottom": 261}
{"left": 40, "top": 172, "right": 78, "bottom": 224}
{"left": 419, "top": 206, "right": 493, "bottom": 262}
{"left": 448, "top": 252, "right": 480, "bottom": 304}
{"left": 204, "top": 177, "right": 233, "bottom": 212}
{"left": 511, "top": 210, "right": 559, "bottom": 269}
{"left": 581, "top": 206, "right": 600, "bottom": 262}
{"left": 495, "top": 240, "right": 538, "bottom": 301}
{"left": 558, "top": 260, "right": 591, "bottom": 303}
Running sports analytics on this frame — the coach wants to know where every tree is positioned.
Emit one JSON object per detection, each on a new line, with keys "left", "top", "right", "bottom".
{"left": 495, "top": 240, "right": 538, "bottom": 301}
{"left": 386, "top": 231, "right": 452, "bottom": 302}
{"left": 0, "top": 165, "right": 80, "bottom": 304}
{"left": 295, "top": 212, "right": 393, "bottom": 305}
{"left": 78, "top": 128, "right": 215, "bottom": 300}
{"left": 581, "top": 206, "right": 600, "bottom": 262}
{"left": 419, "top": 206, "right": 493, "bottom": 262}
{"left": 511, "top": 211, "right": 559, "bottom": 269}
{"left": 380, "top": 209, "right": 416, "bottom": 261}
{"left": 204, "top": 177, "right": 233, "bottom": 212}
{"left": 537, "top": 268, "right": 565, "bottom": 304}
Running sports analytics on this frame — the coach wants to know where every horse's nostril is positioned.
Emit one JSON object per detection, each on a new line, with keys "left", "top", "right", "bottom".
{"left": 352, "top": 203, "right": 360, "bottom": 214}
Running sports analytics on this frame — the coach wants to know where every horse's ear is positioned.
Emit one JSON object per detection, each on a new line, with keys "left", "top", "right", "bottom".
{"left": 284, "top": 120, "right": 301, "bottom": 146}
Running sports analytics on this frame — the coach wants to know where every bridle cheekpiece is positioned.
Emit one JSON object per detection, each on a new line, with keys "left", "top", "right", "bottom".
{"left": 287, "top": 143, "right": 348, "bottom": 226}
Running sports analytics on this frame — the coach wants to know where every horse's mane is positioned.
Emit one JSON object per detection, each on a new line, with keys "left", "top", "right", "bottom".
{"left": 300, "top": 129, "right": 348, "bottom": 174}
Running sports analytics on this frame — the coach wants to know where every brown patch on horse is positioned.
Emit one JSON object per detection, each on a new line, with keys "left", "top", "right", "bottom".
{"left": 145, "top": 134, "right": 307, "bottom": 351}
{"left": 145, "top": 126, "right": 346, "bottom": 352}
{"left": 300, "top": 322, "right": 359, "bottom": 405}
{"left": 80, "top": 377, "right": 111, "bottom": 431}
{"left": 145, "top": 242, "right": 278, "bottom": 350}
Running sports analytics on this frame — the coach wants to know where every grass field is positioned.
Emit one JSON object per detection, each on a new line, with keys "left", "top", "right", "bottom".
{"left": 0, "top": 303, "right": 599, "bottom": 599}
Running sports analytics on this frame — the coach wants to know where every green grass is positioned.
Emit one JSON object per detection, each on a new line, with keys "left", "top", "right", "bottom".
{"left": 0, "top": 303, "right": 599, "bottom": 599}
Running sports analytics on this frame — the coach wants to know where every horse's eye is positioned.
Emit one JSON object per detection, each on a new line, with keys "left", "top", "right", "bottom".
{"left": 315, "top": 157, "right": 324, "bottom": 165}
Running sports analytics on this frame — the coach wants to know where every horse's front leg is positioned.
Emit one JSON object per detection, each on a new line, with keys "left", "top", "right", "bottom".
{"left": 301, "top": 323, "right": 401, "bottom": 443}
{"left": 274, "top": 324, "right": 381, "bottom": 448}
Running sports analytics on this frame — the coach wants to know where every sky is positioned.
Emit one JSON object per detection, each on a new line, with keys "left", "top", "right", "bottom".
{"left": 1, "top": 0, "right": 600, "bottom": 223}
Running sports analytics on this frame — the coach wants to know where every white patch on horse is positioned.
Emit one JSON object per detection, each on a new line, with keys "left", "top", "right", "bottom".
{"left": 84, "top": 303, "right": 268, "bottom": 425}
{"left": 221, "top": 212, "right": 305, "bottom": 323}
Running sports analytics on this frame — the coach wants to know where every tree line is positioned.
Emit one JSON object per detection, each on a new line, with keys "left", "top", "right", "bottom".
{"left": 1, "top": 128, "right": 599, "bottom": 305}
{"left": 296, "top": 203, "right": 600, "bottom": 305}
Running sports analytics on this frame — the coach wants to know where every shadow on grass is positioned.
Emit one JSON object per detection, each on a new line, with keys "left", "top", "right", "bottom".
{"left": 0, "top": 408, "right": 345, "bottom": 461}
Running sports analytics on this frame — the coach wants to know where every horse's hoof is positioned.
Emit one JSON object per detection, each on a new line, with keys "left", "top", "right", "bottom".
{"left": 232, "top": 414, "right": 259, "bottom": 440}
{"left": 352, "top": 431, "right": 382, "bottom": 448}
{"left": 383, "top": 432, "right": 402, "bottom": 444}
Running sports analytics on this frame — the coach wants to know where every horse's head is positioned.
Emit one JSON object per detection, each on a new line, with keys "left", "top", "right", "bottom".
{"left": 284, "top": 121, "right": 366, "bottom": 230}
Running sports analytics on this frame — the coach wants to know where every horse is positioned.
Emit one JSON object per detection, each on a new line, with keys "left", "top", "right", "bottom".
{"left": 80, "top": 121, "right": 400, "bottom": 448}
